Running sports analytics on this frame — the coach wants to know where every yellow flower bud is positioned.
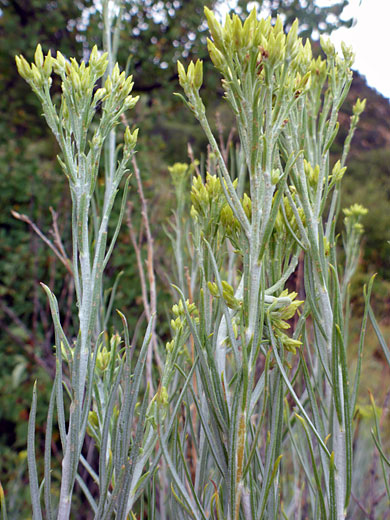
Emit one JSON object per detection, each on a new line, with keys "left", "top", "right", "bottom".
{"left": 158, "top": 386, "right": 169, "bottom": 407}
{"left": 286, "top": 19, "right": 299, "bottom": 57}
{"left": 218, "top": 281, "right": 241, "bottom": 309}
{"left": 275, "top": 209, "right": 284, "bottom": 234}
{"left": 277, "top": 332, "right": 302, "bottom": 355}
{"left": 123, "top": 76, "right": 134, "bottom": 96}
{"left": 222, "top": 290, "right": 241, "bottom": 310}
{"left": 221, "top": 280, "right": 234, "bottom": 296}
{"left": 96, "top": 53, "right": 108, "bottom": 76}
{"left": 220, "top": 204, "right": 236, "bottom": 233}
{"left": 207, "top": 38, "right": 225, "bottom": 70}
{"left": 331, "top": 160, "right": 347, "bottom": 182}
{"left": 271, "top": 168, "right": 280, "bottom": 185}
{"left": 112, "top": 63, "right": 120, "bottom": 83}
{"left": 177, "top": 60, "right": 187, "bottom": 88}
{"left": 124, "top": 127, "right": 138, "bottom": 151}
{"left": 193, "top": 59, "right": 203, "bottom": 90}
{"left": 304, "top": 160, "right": 320, "bottom": 187}
{"left": 207, "top": 281, "right": 220, "bottom": 297}
{"left": 353, "top": 97, "right": 366, "bottom": 116}
{"left": 54, "top": 51, "right": 67, "bottom": 73}
{"left": 232, "top": 14, "right": 243, "bottom": 50}
{"left": 353, "top": 222, "right": 364, "bottom": 234}
{"left": 43, "top": 50, "right": 53, "bottom": 78}
{"left": 89, "top": 45, "right": 99, "bottom": 66}
{"left": 30, "top": 63, "right": 43, "bottom": 86}
{"left": 274, "top": 15, "right": 283, "bottom": 35}
{"left": 80, "top": 67, "right": 91, "bottom": 92}
{"left": 320, "top": 36, "right": 335, "bottom": 57}
{"left": 341, "top": 41, "right": 355, "bottom": 66}
{"left": 104, "top": 75, "right": 112, "bottom": 92}
{"left": 323, "top": 236, "right": 330, "bottom": 256}
{"left": 204, "top": 6, "right": 225, "bottom": 50}
{"left": 242, "top": 193, "right": 252, "bottom": 219}
{"left": 242, "top": 8, "right": 257, "bottom": 48}
{"left": 124, "top": 95, "right": 139, "bottom": 110}
{"left": 190, "top": 205, "right": 199, "bottom": 221}
{"left": 34, "top": 44, "right": 44, "bottom": 68}
{"left": 187, "top": 61, "right": 195, "bottom": 85}
{"left": 93, "top": 88, "right": 106, "bottom": 104}
{"left": 170, "top": 317, "right": 182, "bottom": 331}
{"left": 96, "top": 346, "right": 110, "bottom": 372}
{"left": 88, "top": 410, "right": 99, "bottom": 429}
{"left": 15, "top": 55, "right": 32, "bottom": 81}
{"left": 70, "top": 68, "right": 81, "bottom": 91}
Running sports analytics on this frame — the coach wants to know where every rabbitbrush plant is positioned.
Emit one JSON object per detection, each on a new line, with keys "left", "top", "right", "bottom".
{"left": 4, "top": 4, "right": 382, "bottom": 520}
{"left": 163, "top": 7, "right": 375, "bottom": 520}
{"left": 13, "top": 3, "right": 159, "bottom": 517}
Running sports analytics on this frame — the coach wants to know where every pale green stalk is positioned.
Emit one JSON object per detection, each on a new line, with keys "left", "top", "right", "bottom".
{"left": 16, "top": 22, "right": 140, "bottom": 516}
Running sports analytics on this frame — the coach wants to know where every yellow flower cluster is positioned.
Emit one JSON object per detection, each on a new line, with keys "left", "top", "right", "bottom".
{"left": 203, "top": 7, "right": 315, "bottom": 91}
{"left": 274, "top": 191, "right": 305, "bottom": 237}
{"left": 343, "top": 203, "right": 368, "bottom": 235}
{"left": 191, "top": 173, "right": 226, "bottom": 216}
{"left": 208, "top": 280, "right": 241, "bottom": 310}
{"left": 178, "top": 7, "right": 354, "bottom": 105}
{"left": 270, "top": 289, "right": 304, "bottom": 354}
{"left": 16, "top": 44, "right": 139, "bottom": 155}
{"left": 205, "top": 8, "right": 304, "bottom": 68}
{"left": 343, "top": 203, "right": 368, "bottom": 218}
{"left": 190, "top": 174, "right": 241, "bottom": 243}
{"left": 170, "top": 299, "right": 198, "bottom": 332}
{"left": 219, "top": 192, "right": 251, "bottom": 237}
{"left": 168, "top": 162, "right": 190, "bottom": 187}
{"left": 177, "top": 59, "right": 203, "bottom": 94}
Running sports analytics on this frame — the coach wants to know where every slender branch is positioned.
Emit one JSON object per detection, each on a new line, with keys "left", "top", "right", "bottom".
{"left": 351, "top": 492, "right": 371, "bottom": 519}
{"left": 11, "top": 209, "right": 72, "bottom": 275}
{"left": 49, "top": 206, "right": 69, "bottom": 263}
{"left": 126, "top": 202, "right": 151, "bottom": 319}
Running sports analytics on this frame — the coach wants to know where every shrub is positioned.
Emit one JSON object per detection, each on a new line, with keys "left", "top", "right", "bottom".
{"left": 2, "top": 5, "right": 387, "bottom": 520}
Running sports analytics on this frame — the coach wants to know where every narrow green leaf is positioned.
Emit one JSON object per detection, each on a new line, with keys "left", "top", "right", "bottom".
{"left": 295, "top": 414, "right": 327, "bottom": 519}
{"left": 44, "top": 380, "right": 56, "bottom": 519}
{"left": 228, "top": 372, "right": 242, "bottom": 518}
{"left": 203, "top": 237, "right": 240, "bottom": 367}
{"left": 40, "top": 283, "right": 71, "bottom": 353}
{"left": 75, "top": 474, "right": 97, "bottom": 513}
{"left": 96, "top": 363, "right": 124, "bottom": 516}
{"left": 323, "top": 122, "right": 339, "bottom": 154}
{"left": 329, "top": 452, "right": 337, "bottom": 520}
{"left": 350, "top": 275, "right": 374, "bottom": 415}
{"left": 368, "top": 302, "right": 390, "bottom": 366}
{"left": 267, "top": 315, "right": 331, "bottom": 458}
{"left": 370, "top": 392, "right": 390, "bottom": 500}
{"left": 28, "top": 382, "right": 43, "bottom": 520}
{"left": 258, "top": 454, "right": 283, "bottom": 519}
{"left": 117, "top": 386, "right": 150, "bottom": 517}
{"left": 371, "top": 431, "right": 390, "bottom": 469}
{"left": 157, "top": 408, "right": 206, "bottom": 520}
{"left": 172, "top": 284, "right": 228, "bottom": 434}
{"left": 103, "top": 174, "right": 131, "bottom": 270}
{"left": 103, "top": 271, "right": 124, "bottom": 330}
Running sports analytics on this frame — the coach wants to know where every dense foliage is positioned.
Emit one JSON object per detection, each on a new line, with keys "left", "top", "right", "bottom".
{"left": 0, "top": 1, "right": 389, "bottom": 517}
